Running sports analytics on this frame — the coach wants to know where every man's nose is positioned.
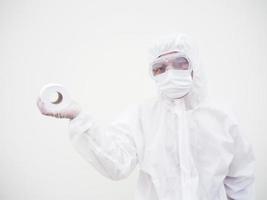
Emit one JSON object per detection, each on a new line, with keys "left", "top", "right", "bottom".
{"left": 165, "top": 64, "right": 174, "bottom": 71}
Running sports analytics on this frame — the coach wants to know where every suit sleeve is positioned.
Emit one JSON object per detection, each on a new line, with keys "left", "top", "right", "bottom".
{"left": 68, "top": 105, "right": 141, "bottom": 181}
{"left": 224, "top": 117, "right": 256, "bottom": 200}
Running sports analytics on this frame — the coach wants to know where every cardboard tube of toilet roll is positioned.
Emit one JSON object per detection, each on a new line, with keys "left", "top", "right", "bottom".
{"left": 39, "top": 83, "right": 71, "bottom": 112}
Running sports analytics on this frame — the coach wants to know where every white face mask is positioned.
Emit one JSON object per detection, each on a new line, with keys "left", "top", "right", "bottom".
{"left": 153, "top": 69, "right": 193, "bottom": 99}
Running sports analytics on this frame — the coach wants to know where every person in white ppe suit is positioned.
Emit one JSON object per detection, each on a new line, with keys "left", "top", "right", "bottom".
{"left": 37, "top": 33, "right": 255, "bottom": 200}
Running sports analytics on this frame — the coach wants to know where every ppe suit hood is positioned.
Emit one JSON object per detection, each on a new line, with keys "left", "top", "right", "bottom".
{"left": 148, "top": 33, "right": 207, "bottom": 110}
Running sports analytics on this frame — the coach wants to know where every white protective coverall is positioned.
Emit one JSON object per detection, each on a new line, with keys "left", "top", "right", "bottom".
{"left": 68, "top": 34, "right": 255, "bottom": 200}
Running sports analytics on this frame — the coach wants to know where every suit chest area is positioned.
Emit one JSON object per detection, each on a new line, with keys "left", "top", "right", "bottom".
{"left": 138, "top": 108, "right": 234, "bottom": 174}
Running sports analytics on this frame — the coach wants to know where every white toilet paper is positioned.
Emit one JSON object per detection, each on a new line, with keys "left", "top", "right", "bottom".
{"left": 39, "top": 83, "right": 71, "bottom": 112}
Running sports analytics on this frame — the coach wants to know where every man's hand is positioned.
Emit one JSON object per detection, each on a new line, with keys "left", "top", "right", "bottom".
{"left": 36, "top": 97, "right": 81, "bottom": 120}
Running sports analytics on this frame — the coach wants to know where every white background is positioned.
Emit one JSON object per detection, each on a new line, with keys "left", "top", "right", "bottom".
{"left": 0, "top": 0, "right": 266, "bottom": 199}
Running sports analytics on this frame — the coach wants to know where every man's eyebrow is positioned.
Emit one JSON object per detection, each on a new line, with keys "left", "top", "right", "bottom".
{"left": 158, "top": 51, "right": 179, "bottom": 58}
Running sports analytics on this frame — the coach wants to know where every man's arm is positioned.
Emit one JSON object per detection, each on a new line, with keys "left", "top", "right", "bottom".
{"left": 68, "top": 105, "right": 141, "bottom": 181}
{"left": 224, "top": 120, "right": 255, "bottom": 200}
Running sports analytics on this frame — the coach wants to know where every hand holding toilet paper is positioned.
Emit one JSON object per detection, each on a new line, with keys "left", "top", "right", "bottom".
{"left": 37, "top": 83, "right": 81, "bottom": 119}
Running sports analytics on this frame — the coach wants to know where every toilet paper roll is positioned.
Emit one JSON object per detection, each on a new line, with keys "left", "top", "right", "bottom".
{"left": 39, "top": 83, "right": 71, "bottom": 112}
